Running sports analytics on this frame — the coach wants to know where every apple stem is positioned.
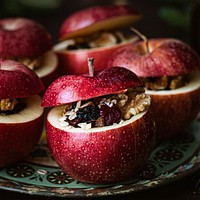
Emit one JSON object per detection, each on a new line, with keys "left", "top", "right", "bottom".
{"left": 88, "top": 57, "right": 94, "bottom": 77}
{"left": 130, "top": 27, "right": 150, "bottom": 53}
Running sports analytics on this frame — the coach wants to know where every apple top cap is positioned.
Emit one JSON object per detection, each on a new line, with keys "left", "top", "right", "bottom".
{"left": 42, "top": 66, "right": 144, "bottom": 107}
{"left": 59, "top": 5, "right": 142, "bottom": 40}
{"left": 0, "top": 59, "right": 44, "bottom": 98}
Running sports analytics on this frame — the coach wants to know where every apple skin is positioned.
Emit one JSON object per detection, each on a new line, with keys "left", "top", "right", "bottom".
{"left": 108, "top": 38, "right": 200, "bottom": 141}
{"left": 59, "top": 5, "right": 141, "bottom": 40}
{"left": 0, "top": 18, "right": 52, "bottom": 58}
{"left": 54, "top": 39, "right": 138, "bottom": 75}
{"left": 0, "top": 59, "right": 44, "bottom": 98}
{"left": 0, "top": 95, "right": 44, "bottom": 167}
{"left": 46, "top": 107, "right": 155, "bottom": 184}
{"left": 42, "top": 66, "right": 144, "bottom": 107}
{"left": 149, "top": 86, "right": 200, "bottom": 140}
{"left": 109, "top": 38, "right": 200, "bottom": 77}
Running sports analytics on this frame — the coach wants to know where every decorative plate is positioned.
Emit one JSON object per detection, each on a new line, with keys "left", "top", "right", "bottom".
{"left": 0, "top": 119, "right": 200, "bottom": 198}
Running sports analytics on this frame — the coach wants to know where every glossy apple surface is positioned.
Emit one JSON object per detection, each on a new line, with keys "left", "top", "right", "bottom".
{"left": 42, "top": 66, "right": 144, "bottom": 107}
{"left": 55, "top": 5, "right": 141, "bottom": 75}
{"left": 42, "top": 66, "right": 156, "bottom": 183}
{"left": 0, "top": 59, "right": 44, "bottom": 98}
{"left": 108, "top": 38, "right": 200, "bottom": 140}
{"left": 46, "top": 106, "right": 155, "bottom": 184}
{"left": 0, "top": 95, "right": 44, "bottom": 167}
{"left": 109, "top": 38, "right": 200, "bottom": 77}
{"left": 0, "top": 18, "right": 52, "bottom": 58}
{"left": 59, "top": 5, "right": 141, "bottom": 40}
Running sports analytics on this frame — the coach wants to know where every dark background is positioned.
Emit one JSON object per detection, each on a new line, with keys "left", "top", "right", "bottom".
{"left": 0, "top": 0, "right": 200, "bottom": 199}
{"left": 0, "top": 0, "right": 199, "bottom": 54}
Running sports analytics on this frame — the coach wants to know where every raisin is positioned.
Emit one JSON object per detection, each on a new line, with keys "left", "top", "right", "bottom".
{"left": 67, "top": 42, "right": 90, "bottom": 50}
{"left": 67, "top": 117, "right": 82, "bottom": 127}
{"left": 76, "top": 105, "right": 100, "bottom": 122}
{"left": 100, "top": 104, "right": 122, "bottom": 126}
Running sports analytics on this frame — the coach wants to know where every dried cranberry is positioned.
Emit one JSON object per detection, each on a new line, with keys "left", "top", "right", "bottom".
{"left": 67, "top": 118, "right": 82, "bottom": 127}
{"left": 100, "top": 104, "right": 122, "bottom": 126}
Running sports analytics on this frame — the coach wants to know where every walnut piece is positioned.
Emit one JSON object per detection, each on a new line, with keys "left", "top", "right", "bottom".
{"left": 17, "top": 56, "right": 43, "bottom": 70}
{"left": 142, "top": 75, "right": 187, "bottom": 90}
{"left": 0, "top": 99, "right": 18, "bottom": 111}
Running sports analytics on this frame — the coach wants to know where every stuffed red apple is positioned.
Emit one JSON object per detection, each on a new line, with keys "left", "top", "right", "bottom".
{"left": 109, "top": 38, "right": 200, "bottom": 141}
{"left": 0, "top": 59, "right": 44, "bottom": 167}
{"left": 0, "top": 17, "right": 59, "bottom": 88}
{"left": 53, "top": 5, "right": 141, "bottom": 75}
{"left": 42, "top": 59, "right": 156, "bottom": 184}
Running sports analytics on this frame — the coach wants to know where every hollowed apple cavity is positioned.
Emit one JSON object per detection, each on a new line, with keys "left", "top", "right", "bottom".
{"left": 0, "top": 95, "right": 44, "bottom": 167}
{"left": 146, "top": 71, "right": 200, "bottom": 140}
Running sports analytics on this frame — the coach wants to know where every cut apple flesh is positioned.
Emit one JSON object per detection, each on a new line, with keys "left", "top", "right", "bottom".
{"left": 0, "top": 95, "right": 44, "bottom": 123}
{"left": 60, "top": 15, "right": 141, "bottom": 40}
{"left": 34, "top": 51, "right": 58, "bottom": 79}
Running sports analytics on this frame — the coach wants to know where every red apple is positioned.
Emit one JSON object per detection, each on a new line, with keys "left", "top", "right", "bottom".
{"left": 54, "top": 5, "right": 141, "bottom": 75}
{"left": 42, "top": 64, "right": 156, "bottom": 184}
{"left": 0, "top": 17, "right": 59, "bottom": 88}
{"left": 0, "top": 59, "right": 44, "bottom": 167}
{"left": 108, "top": 38, "right": 200, "bottom": 141}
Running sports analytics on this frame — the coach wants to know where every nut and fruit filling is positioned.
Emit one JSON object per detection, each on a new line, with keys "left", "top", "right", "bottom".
{"left": 59, "top": 87, "right": 151, "bottom": 129}
{"left": 67, "top": 30, "right": 135, "bottom": 50}
{"left": 141, "top": 75, "right": 188, "bottom": 90}
{"left": 0, "top": 98, "right": 26, "bottom": 115}
{"left": 10, "top": 56, "right": 43, "bottom": 70}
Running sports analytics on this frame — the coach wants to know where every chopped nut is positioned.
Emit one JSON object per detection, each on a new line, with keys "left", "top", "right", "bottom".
{"left": 0, "top": 99, "right": 18, "bottom": 111}
{"left": 95, "top": 117, "right": 104, "bottom": 127}
{"left": 89, "top": 32, "right": 118, "bottom": 48}
{"left": 142, "top": 75, "right": 187, "bottom": 90}
{"left": 17, "top": 56, "right": 43, "bottom": 70}
{"left": 169, "top": 76, "right": 186, "bottom": 90}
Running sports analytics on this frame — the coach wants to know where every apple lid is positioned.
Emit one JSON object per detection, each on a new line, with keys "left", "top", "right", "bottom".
{"left": 59, "top": 5, "right": 141, "bottom": 40}
{"left": 0, "top": 18, "right": 52, "bottom": 58}
{"left": 109, "top": 38, "right": 200, "bottom": 77}
{"left": 42, "top": 65, "right": 144, "bottom": 107}
{"left": 0, "top": 59, "right": 44, "bottom": 99}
